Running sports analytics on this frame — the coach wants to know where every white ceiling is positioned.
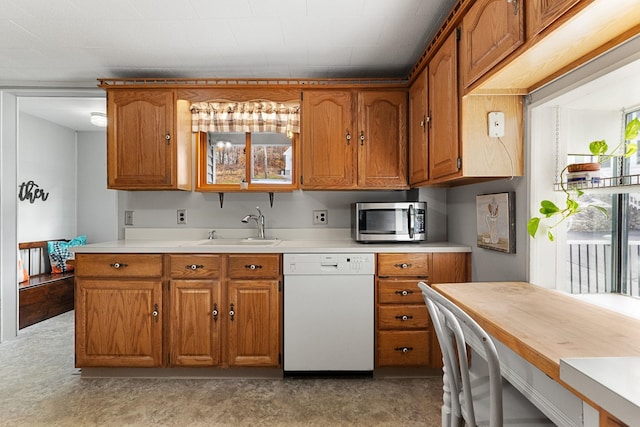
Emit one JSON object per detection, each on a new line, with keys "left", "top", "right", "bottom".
{"left": 1, "top": 0, "right": 455, "bottom": 84}
{"left": 5, "top": 0, "right": 456, "bottom": 131}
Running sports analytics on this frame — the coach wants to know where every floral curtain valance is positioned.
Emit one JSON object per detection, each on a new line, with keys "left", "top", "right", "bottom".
{"left": 190, "top": 100, "right": 300, "bottom": 136}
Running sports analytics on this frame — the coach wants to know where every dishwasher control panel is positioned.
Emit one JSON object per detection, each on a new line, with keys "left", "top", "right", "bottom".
{"left": 283, "top": 253, "right": 375, "bottom": 275}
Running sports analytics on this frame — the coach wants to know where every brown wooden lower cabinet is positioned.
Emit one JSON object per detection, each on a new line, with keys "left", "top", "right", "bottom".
{"left": 75, "top": 253, "right": 282, "bottom": 369}
{"left": 375, "top": 252, "right": 471, "bottom": 369}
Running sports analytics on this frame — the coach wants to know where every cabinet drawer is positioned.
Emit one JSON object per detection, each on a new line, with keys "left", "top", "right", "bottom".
{"left": 378, "top": 305, "right": 428, "bottom": 330}
{"left": 377, "top": 253, "right": 431, "bottom": 277}
{"left": 168, "top": 254, "right": 221, "bottom": 278}
{"left": 227, "top": 254, "right": 280, "bottom": 279}
{"left": 76, "top": 254, "right": 162, "bottom": 277}
{"left": 376, "top": 330, "right": 430, "bottom": 367}
{"left": 378, "top": 279, "right": 426, "bottom": 304}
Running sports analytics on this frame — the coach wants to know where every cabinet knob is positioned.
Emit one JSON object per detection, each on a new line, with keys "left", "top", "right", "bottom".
{"left": 395, "top": 289, "right": 413, "bottom": 296}
{"left": 244, "top": 264, "right": 262, "bottom": 270}
{"left": 110, "top": 262, "right": 128, "bottom": 269}
{"left": 394, "top": 263, "right": 412, "bottom": 269}
{"left": 360, "top": 130, "right": 365, "bottom": 146}
{"left": 395, "top": 346, "right": 413, "bottom": 353}
{"left": 212, "top": 303, "right": 219, "bottom": 321}
{"left": 152, "top": 303, "right": 159, "bottom": 322}
{"left": 187, "top": 264, "right": 204, "bottom": 270}
{"left": 165, "top": 133, "right": 171, "bottom": 144}
{"left": 346, "top": 131, "right": 351, "bottom": 145}
{"left": 395, "top": 315, "right": 413, "bottom": 321}
{"left": 229, "top": 303, "right": 235, "bottom": 321}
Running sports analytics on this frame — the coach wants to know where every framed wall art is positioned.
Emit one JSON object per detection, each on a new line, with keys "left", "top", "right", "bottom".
{"left": 476, "top": 192, "right": 515, "bottom": 253}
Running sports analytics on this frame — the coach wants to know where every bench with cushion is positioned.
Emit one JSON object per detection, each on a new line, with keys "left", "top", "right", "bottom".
{"left": 18, "top": 240, "right": 75, "bottom": 329}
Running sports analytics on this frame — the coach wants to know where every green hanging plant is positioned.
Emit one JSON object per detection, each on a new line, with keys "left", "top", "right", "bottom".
{"left": 528, "top": 117, "right": 640, "bottom": 241}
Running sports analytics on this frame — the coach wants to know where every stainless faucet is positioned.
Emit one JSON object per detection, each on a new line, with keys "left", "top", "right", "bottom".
{"left": 241, "top": 206, "right": 265, "bottom": 239}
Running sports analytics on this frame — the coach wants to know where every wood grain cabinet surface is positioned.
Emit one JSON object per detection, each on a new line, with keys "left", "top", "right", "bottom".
{"left": 375, "top": 252, "right": 471, "bottom": 369}
{"left": 75, "top": 253, "right": 164, "bottom": 367}
{"left": 460, "top": 0, "right": 524, "bottom": 90}
{"left": 301, "top": 89, "right": 408, "bottom": 190}
{"left": 408, "top": 67, "right": 429, "bottom": 185}
{"left": 428, "top": 31, "right": 460, "bottom": 182}
{"left": 75, "top": 253, "right": 282, "bottom": 369}
{"left": 106, "top": 89, "right": 192, "bottom": 190}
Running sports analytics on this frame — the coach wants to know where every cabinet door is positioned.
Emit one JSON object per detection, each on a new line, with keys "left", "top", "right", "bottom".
{"left": 301, "top": 90, "right": 356, "bottom": 189}
{"left": 429, "top": 31, "right": 460, "bottom": 181}
{"left": 409, "top": 68, "right": 429, "bottom": 185}
{"left": 75, "top": 279, "right": 163, "bottom": 367}
{"left": 227, "top": 280, "right": 280, "bottom": 367}
{"left": 357, "top": 90, "right": 408, "bottom": 189}
{"left": 107, "top": 89, "right": 175, "bottom": 189}
{"left": 432, "top": 252, "right": 471, "bottom": 284}
{"left": 461, "top": 0, "right": 524, "bottom": 89}
{"left": 526, "top": 0, "right": 582, "bottom": 39}
{"left": 169, "top": 279, "right": 221, "bottom": 366}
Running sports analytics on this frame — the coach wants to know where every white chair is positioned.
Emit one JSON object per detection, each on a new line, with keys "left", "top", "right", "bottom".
{"left": 418, "top": 282, "right": 554, "bottom": 427}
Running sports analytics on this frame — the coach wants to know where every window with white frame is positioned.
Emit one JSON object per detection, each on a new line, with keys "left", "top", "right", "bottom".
{"left": 529, "top": 41, "right": 640, "bottom": 297}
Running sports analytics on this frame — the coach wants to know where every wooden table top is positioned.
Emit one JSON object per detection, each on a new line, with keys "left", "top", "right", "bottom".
{"left": 431, "top": 282, "right": 640, "bottom": 383}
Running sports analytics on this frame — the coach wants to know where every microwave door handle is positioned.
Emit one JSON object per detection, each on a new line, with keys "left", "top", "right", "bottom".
{"left": 408, "top": 205, "right": 415, "bottom": 239}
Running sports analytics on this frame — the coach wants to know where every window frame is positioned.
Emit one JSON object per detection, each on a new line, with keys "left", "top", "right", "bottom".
{"left": 195, "top": 131, "right": 299, "bottom": 192}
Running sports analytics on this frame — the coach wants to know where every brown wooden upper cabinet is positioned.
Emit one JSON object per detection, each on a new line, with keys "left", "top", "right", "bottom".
{"left": 526, "top": 0, "right": 583, "bottom": 39}
{"left": 301, "top": 89, "right": 408, "bottom": 190}
{"left": 408, "top": 67, "right": 429, "bottom": 186}
{"left": 428, "top": 31, "right": 460, "bottom": 182}
{"left": 106, "top": 89, "right": 192, "bottom": 190}
{"left": 460, "top": 0, "right": 525, "bottom": 90}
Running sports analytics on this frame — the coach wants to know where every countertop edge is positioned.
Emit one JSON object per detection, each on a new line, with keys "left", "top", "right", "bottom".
{"left": 71, "top": 240, "right": 472, "bottom": 254}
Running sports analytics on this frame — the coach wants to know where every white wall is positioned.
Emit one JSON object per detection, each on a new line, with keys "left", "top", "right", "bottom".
{"left": 76, "top": 131, "right": 117, "bottom": 243}
{"left": 1, "top": 91, "right": 19, "bottom": 340}
{"left": 17, "top": 113, "right": 77, "bottom": 242}
{"left": 119, "top": 187, "right": 449, "bottom": 242}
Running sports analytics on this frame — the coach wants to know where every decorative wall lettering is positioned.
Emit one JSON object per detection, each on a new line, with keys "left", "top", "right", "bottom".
{"left": 18, "top": 180, "right": 50, "bottom": 203}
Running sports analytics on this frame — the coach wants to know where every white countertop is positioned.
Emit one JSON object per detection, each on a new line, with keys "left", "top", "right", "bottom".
{"left": 560, "top": 357, "right": 640, "bottom": 426}
{"left": 71, "top": 238, "right": 471, "bottom": 254}
{"left": 71, "top": 228, "right": 471, "bottom": 254}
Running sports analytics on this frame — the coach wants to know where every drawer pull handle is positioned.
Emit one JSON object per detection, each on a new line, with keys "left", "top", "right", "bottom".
{"left": 212, "top": 303, "right": 219, "bottom": 321}
{"left": 395, "top": 290, "right": 413, "bottom": 296}
{"left": 395, "top": 347, "right": 413, "bottom": 353}
{"left": 394, "top": 263, "right": 412, "bottom": 269}
{"left": 245, "top": 264, "right": 262, "bottom": 270}
{"left": 187, "top": 264, "right": 204, "bottom": 270}
{"left": 396, "top": 315, "right": 413, "bottom": 321}
{"left": 110, "top": 262, "right": 128, "bottom": 269}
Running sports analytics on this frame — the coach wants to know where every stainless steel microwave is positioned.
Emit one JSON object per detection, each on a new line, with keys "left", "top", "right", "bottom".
{"left": 352, "top": 202, "right": 427, "bottom": 243}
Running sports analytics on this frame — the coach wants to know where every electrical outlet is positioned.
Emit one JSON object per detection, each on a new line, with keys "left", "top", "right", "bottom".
{"left": 124, "top": 210, "right": 134, "bottom": 226}
{"left": 488, "top": 111, "right": 505, "bottom": 138}
{"left": 177, "top": 209, "right": 187, "bottom": 225}
{"left": 313, "top": 210, "right": 328, "bottom": 225}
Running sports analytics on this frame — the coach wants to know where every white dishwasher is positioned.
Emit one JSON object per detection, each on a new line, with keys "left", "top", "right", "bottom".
{"left": 283, "top": 253, "right": 375, "bottom": 373}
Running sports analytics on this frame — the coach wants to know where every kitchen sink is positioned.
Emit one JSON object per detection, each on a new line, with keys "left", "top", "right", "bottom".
{"left": 194, "top": 238, "right": 281, "bottom": 247}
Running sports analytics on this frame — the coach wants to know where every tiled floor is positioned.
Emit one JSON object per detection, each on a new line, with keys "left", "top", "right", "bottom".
{"left": 0, "top": 311, "right": 444, "bottom": 426}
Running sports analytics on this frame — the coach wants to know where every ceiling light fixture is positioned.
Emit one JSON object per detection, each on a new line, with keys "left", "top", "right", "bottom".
{"left": 90, "top": 112, "right": 107, "bottom": 127}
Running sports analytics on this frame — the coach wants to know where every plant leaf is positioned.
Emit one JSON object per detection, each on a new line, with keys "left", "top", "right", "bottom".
{"left": 589, "top": 139, "right": 608, "bottom": 156}
{"left": 539, "top": 200, "right": 560, "bottom": 216}
{"left": 626, "top": 117, "right": 640, "bottom": 141}
{"left": 567, "top": 198, "right": 579, "bottom": 213}
{"left": 593, "top": 205, "right": 608, "bottom": 217}
{"left": 576, "top": 189, "right": 584, "bottom": 197}
{"left": 625, "top": 143, "right": 638, "bottom": 158}
{"left": 547, "top": 230, "right": 555, "bottom": 241}
{"left": 527, "top": 217, "right": 540, "bottom": 238}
